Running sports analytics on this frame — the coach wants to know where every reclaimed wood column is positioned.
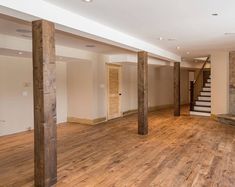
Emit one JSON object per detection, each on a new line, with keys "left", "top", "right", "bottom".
{"left": 138, "top": 51, "right": 148, "bottom": 135}
{"left": 32, "top": 20, "right": 57, "bottom": 187}
{"left": 174, "top": 62, "right": 181, "bottom": 116}
{"left": 229, "top": 52, "right": 235, "bottom": 114}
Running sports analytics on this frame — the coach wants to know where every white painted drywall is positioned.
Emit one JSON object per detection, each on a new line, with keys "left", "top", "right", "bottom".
{"left": 121, "top": 63, "right": 189, "bottom": 113}
{"left": 0, "top": 55, "right": 67, "bottom": 136}
{"left": 211, "top": 52, "right": 229, "bottom": 115}
{"left": 181, "top": 69, "right": 190, "bottom": 105}
{"left": 1, "top": 53, "right": 190, "bottom": 136}
{"left": 92, "top": 55, "right": 107, "bottom": 119}
{"left": 56, "top": 61, "right": 68, "bottom": 123}
{"left": 67, "top": 60, "right": 94, "bottom": 119}
{"left": 67, "top": 54, "right": 108, "bottom": 120}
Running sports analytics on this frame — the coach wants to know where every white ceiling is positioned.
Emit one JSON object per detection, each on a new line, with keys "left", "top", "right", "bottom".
{"left": 0, "top": 0, "right": 180, "bottom": 61}
{"left": 0, "top": 14, "right": 131, "bottom": 55}
{"left": 44, "top": 0, "right": 235, "bottom": 57}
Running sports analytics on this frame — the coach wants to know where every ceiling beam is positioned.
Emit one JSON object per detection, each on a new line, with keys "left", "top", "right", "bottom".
{"left": 0, "top": 0, "right": 181, "bottom": 62}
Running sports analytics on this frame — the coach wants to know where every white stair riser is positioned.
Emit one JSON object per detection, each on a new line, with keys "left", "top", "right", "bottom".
{"left": 198, "top": 96, "right": 211, "bottom": 101}
{"left": 205, "top": 83, "right": 211, "bottom": 87}
{"left": 201, "top": 92, "right": 211, "bottom": 96}
{"left": 195, "top": 101, "right": 211, "bottom": 106}
{"left": 203, "top": 87, "right": 211, "bottom": 92}
{"left": 190, "top": 74, "right": 211, "bottom": 117}
{"left": 190, "top": 111, "right": 211, "bottom": 117}
{"left": 194, "top": 106, "right": 211, "bottom": 112}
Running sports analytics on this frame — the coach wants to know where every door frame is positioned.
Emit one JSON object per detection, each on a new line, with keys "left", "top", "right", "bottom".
{"left": 106, "top": 63, "right": 123, "bottom": 120}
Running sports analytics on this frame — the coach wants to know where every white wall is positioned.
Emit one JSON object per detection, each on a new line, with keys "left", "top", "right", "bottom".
{"left": 92, "top": 55, "right": 107, "bottom": 119}
{"left": 1, "top": 54, "right": 190, "bottom": 136}
{"left": 121, "top": 63, "right": 138, "bottom": 112}
{"left": 67, "top": 60, "right": 190, "bottom": 121}
{"left": 0, "top": 55, "right": 67, "bottom": 136}
{"left": 181, "top": 69, "right": 190, "bottom": 105}
{"left": 0, "top": 56, "right": 33, "bottom": 136}
{"left": 56, "top": 62, "right": 68, "bottom": 123}
{"left": 67, "top": 60, "right": 94, "bottom": 119}
{"left": 151, "top": 66, "right": 174, "bottom": 107}
{"left": 67, "top": 54, "right": 108, "bottom": 120}
{"left": 211, "top": 52, "right": 229, "bottom": 115}
{"left": 121, "top": 63, "right": 189, "bottom": 113}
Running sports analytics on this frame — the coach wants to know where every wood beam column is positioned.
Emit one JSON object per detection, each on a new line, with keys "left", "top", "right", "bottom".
{"left": 138, "top": 51, "right": 148, "bottom": 135}
{"left": 174, "top": 62, "right": 181, "bottom": 116}
{"left": 32, "top": 20, "right": 57, "bottom": 187}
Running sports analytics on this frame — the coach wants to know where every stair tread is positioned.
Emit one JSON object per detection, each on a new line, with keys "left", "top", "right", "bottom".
{"left": 195, "top": 100, "right": 211, "bottom": 102}
{"left": 194, "top": 105, "right": 211, "bottom": 108}
{"left": 190, "top": 111, "right": 211, "bottom": 117}
{"left": 190, "top": 110, "right": 211, "bottom": 113}
{"left": 192, "top": 75, "right": 211, "bottom": 115}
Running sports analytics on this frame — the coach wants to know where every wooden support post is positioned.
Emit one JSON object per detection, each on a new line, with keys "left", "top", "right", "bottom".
{"left": 138, "top": 51, "right": 148, "bottom": 135}
{"left": 190, "top": 81, "right": 194, "bottom": 111}
{"left": 174, "top": 62, "right": 181, "bottom": 116}
{"left": 32, "top": 20, "right": 57, "bottom": 187}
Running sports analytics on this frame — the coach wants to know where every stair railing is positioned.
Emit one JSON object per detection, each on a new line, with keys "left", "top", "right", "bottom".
{"left": 190, "top": 56, "right": 210, "bottom": 111}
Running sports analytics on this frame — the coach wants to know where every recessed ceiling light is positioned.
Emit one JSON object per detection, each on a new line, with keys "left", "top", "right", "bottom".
{"left": 159, "top": 37, "right": 163, "bottom": 41}
{"left": 18, "top": 52, "right": 23, "bottom": 55}
{"left": 186, "top": 52, "right": 190, "bottom": 55}
{"left": 212, "top": 13, "right": 218, "bottom": 16}
{"left": 82, "top": 0, "right": 93, "bottom": 2}
{"left": 176, "top": 46, "right": 180, "bottom": 50}
{"left": 86, "top": 44, "right": 95, "bottom": 48}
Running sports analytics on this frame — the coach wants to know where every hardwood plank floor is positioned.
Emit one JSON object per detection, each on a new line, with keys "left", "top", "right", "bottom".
{"left": 0, "top": 107, "right": 235, "bottom": 187}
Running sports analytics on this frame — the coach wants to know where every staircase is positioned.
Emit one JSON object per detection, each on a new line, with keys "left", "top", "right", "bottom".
{"left": 189, "top": 56, "right": 211, "bottom": 117}
{"left": 190, "top": 76, "right": 211, "bottom": 116}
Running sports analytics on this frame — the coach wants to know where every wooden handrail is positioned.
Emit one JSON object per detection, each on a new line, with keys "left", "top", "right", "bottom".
{"left": 194, "top": 56, "right": 210, "bottom": 85}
